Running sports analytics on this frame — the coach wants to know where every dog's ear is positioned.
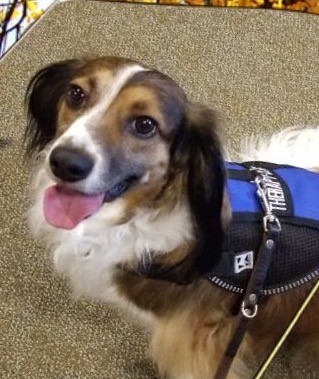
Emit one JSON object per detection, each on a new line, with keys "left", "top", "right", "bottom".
{"left": 171, "top": 103, "right": 226, "bottom": 278}
{"left": 24, "top": 59, "right": 83, "bottom": 155}
{"left": 186, "top": 104, "right": 225, "bottom": 276}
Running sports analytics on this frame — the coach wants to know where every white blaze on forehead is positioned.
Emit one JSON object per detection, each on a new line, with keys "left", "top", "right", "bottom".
{"left": 51, "top": 64, "right": 148, "bottom": 152}
{"left": 98, "top": 64, "right": 148, "bottom": 113}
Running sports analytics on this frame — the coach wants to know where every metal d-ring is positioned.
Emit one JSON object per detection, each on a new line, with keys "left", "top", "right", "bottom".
{"left": 241, "top": 297, "right": 258, "bottom": 319}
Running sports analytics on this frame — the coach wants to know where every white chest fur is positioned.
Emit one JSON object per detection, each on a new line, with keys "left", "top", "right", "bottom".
{"left": 28, "top": 167, "right": 193, "bottom": 322}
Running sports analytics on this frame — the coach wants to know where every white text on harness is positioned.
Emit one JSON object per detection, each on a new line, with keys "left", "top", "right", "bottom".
{"left": 250, "top": 167, "right": 287, "bottom": 212}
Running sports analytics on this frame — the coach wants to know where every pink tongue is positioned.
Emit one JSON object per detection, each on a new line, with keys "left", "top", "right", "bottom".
{"left": 43, "top": 185, "right": 104, "bottom": 230}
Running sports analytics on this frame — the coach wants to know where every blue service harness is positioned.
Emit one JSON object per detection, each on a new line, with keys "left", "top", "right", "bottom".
{"left": 208, "top": 161, "right": 319, "bottom": 296}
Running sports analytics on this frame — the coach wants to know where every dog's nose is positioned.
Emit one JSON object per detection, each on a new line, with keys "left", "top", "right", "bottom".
{"left": 49, "top": 146, "right": 94, "bottom": 182}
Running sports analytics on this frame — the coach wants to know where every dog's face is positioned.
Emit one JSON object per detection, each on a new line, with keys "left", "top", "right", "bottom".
{"left": 26, "top": 56, "right": 225, "bottom": 278}
{"left": 26, "top": 57, "right": 188, "bottom": 229}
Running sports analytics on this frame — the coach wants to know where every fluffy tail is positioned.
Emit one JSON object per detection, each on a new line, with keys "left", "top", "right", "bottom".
{"left": 236, "top": 126, "right": 319, "bottom": 171}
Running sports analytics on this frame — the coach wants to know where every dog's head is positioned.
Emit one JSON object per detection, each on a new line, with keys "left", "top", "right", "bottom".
{"left": 25, "top": 56, "right": 226, "bottom": 279}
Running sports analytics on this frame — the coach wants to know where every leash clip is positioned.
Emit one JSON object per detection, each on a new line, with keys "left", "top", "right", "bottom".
{"left": 254, "top": 176, "right": 282, "bottom": 233}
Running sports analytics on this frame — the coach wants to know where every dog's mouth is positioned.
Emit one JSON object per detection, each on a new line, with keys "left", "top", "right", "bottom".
{"left": 43, "top": 176, "right": 138, "bottom": 230}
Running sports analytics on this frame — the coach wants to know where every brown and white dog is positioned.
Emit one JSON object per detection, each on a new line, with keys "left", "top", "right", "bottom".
{"left": 25, "top": 56, "right": 319, "bottom": 379}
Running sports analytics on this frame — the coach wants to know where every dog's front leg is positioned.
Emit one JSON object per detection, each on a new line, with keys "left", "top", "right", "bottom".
{"left": 149, "top": 311, "right": 253, "bottom": 379}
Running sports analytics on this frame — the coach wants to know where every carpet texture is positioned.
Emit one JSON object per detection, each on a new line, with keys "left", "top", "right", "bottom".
{"left": 1, "top": 1, "right": 319, "bottom": 377}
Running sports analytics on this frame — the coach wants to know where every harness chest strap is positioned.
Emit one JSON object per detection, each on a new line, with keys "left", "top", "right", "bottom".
{"left": 214, "top": 172, "right": 281, "bottom": 379}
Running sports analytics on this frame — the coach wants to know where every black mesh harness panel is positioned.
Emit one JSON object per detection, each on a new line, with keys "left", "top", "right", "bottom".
{"left": 208, "top": 162, "right": 319, "bottom": 295}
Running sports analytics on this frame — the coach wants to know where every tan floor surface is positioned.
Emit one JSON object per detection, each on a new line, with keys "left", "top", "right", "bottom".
{"left": 1, "top": 1, "right": 319, "bottom": 377}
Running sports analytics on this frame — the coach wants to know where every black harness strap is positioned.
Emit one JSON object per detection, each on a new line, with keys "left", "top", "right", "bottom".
{"left": 214, "top": 172, "right": 282, "bottom": 379}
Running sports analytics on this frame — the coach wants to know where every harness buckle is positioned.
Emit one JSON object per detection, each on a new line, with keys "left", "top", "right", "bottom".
{"left": 263, "top": 214, "right": 281, "bottom": 233}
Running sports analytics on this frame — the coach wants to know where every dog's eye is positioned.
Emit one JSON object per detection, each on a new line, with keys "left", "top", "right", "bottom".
{"left": 66, "top": 84, "right": 86, "bottom": 108}
{"left": 130, "top": 116, "right": 158, "bottom": 139}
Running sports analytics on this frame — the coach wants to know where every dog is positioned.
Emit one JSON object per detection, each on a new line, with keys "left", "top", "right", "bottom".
{"left": 25, "top": 56, "right": 319, "bottom": 379}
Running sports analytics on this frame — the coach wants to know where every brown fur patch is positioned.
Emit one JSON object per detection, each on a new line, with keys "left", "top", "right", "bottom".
{"left": 95, "top": 86, "right": 166, "bottom": 147}
{"left": 57, "top": 69, "right": 115, "bottom": 133}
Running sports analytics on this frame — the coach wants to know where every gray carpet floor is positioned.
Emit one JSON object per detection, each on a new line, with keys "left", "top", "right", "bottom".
{"left": 1, "top": 1, "right": 319, "bottom": 377}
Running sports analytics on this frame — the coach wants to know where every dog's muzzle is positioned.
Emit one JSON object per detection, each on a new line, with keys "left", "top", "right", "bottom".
{"left": 43, "top": 147, "right": 138, "bottom": 230}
